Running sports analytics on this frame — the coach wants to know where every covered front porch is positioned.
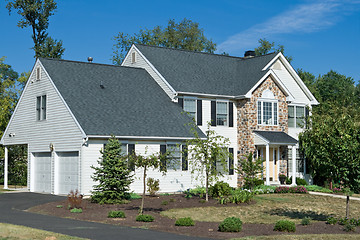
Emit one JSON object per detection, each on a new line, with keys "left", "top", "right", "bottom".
{"left": 254, "top": 131, "right": 298, "bottom": 186}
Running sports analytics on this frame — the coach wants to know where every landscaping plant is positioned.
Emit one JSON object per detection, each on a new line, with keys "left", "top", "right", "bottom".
{"left": 326, "top": 216, "right": 338, "bottom": 225}
{"left": 273, "top": 220, "right": 296, "bottom": 232}
{"left": 91, "top": 136, "right": 133, "bottom": 204}
{"left": 146, "top": 177, "right": 160, "bottom": 196}
{"left": 128, "top": 148, "right": 169, "bottom": 214}
{"left": 67, "top": 189, "right": 83, "bottom": 209}
{"left": 218, "top": 217, "right": 242, "bottom": 232}
{"left": 185, "top": 122, "right": 231, "bottom": 202}
{"left": 175, "top": 217, "right": 195, "bottom": 226}
{"left": 136, "top": 214, "right": 154, "bottom": 222}
{"left": 237, "top": 152, "right": 264, "bottom": 190}
{"left": 301, "top": 217, "right": 311, "bottom": 225}
{"left": 107, "top": 210, "right": 126, "bottom": 218}
{"left": 70, "top": 208, "right": 82, "bottom": 213}
{"left": 209, "top": 181, "right": 232, "bottom": 198}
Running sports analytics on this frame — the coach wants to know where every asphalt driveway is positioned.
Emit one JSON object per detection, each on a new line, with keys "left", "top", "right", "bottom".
{"left": 0, "top": 192, "right": 211, "bottom": 240}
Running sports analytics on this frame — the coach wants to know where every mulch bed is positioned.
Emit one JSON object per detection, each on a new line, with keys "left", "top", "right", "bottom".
{"left": 28, "top": 194, "right": 360, "bottom": 239}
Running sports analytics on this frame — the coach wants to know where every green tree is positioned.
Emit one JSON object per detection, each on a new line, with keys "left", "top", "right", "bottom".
{"left": 237, "top": 153, "right": 264, "bottom": 190}
{"left": 91, "top": 136, "right": 133, "bottom": 204}
{"left": 254, "top": 38, "right": 293, "bottom": 63}
{"left": 112, "top": 18, "right": 216, "bottom": 65}
{"left": 129, "top": 148, "right": 168, "bottom": 214}
{"left": 315, "top": 70, "right": 356, "bottom": 107}
{"left": 297, "top": 68, "right": 319, "bottom": 100}
{"left": 186, "top": 122, "right": 231, "bottom": 202}
{"left": 6, "top": 0, "right": 65, "bottom": 58}
{"left": 299, "top": 106, "right": 360, "bottom": 218}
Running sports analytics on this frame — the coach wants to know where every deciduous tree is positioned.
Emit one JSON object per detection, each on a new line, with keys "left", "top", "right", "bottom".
{"left": 6, "top": 0, "right": 65, "bottom": 58}
{"left": 237, "top": 153, "right": 264, "bottom": 190}
{"left": 254, "top": 38, "right": 293, "bottom": 63}
{"left": 186, "top": 122, "right": 231, "bottom": 202}
{"left": 112, "top": 18, "right": 216, "bottom": 65}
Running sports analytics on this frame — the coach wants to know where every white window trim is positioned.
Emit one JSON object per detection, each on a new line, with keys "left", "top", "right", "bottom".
{"left": 257, "top": 98, "right": 278, "bottom": 126}
{"left": 288, "top": 104, "right": 306, "bottom": 129}
{"left": 36, "top": 95, "right": 47, "bottom": 121}
{"left": 216, "top": 100, "right": 229, "bottom": 127}
{"left": 183, "top": 97, "right": 197, "bottom": 122}
{"left": 166, "top": 143, "right": 182, "bottom": 171}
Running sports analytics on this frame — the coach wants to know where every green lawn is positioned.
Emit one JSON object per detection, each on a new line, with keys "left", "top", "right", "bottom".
{"left": 0, "top": 223, "right": 87, "bottom": 240}
{"left": 161, "top": 194, "right": 360, "bottom": 224}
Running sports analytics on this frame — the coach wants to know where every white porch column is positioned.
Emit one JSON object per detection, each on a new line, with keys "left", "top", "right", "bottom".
{"left": 266, "top": 144, "right": 270, "bottom": 185}
{"left": 4, "top": 146, "right": 8, "bottom": 189}
{"left": 292, "top": 145, "right": 296, "bottom": 186}
{"left": 272, "top": 148, "right": 275, "bottom": 181}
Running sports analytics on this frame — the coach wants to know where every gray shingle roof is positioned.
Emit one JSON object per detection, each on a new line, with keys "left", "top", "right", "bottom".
{"left": 253, "top": 131, "right": 298, "bottom": 145}
{"left": 40, "top": 58, "right": 204, "bottom": 138}
{"left": 135, "top": 44, "right": 277, "bottom": 96}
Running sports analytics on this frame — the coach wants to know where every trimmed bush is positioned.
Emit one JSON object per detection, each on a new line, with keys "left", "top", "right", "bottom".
{"left": 296, "top": 178, "right": 307, "bottom": 186}
{"left": 209, "top": 181, "right": 232, "bottom": 198}
{"left": 108, "top": 210, "right": 125, "bottom": 218}
{"left": 218, "top": 217, "right": 242, "bottom": 232}
{"left": 273, "top": 220, "right": 296, "bottom": 232}
{"left": 184, "top": 186, "right": 206, "bottom": 199}
{"left": 136, "top": 214, "right": 154, "bottom": 222}
{"left": 326, "top": 216, "right": 338, "bottom": 225}
{"left": 175, "top": 217, "right": 195, "bottom": 226}
{"left": 301, "top": 217, "right": 311, "bottom": 225}
{"left": 70, "top": 208, "right": 82, "bottom": 213}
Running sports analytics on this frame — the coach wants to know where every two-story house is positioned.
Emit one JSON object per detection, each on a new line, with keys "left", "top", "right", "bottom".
{"left": 1, "top": 44, "right": 318, "bottom": 195}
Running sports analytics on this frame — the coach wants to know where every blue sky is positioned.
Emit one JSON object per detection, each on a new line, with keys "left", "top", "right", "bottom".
{"left": 1, "top": 0, "right": 359, "bottom": 83}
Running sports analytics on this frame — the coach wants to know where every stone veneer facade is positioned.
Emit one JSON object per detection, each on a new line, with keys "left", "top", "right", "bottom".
{"left": 236, "top": 76, "right": 289, "bottom": 185}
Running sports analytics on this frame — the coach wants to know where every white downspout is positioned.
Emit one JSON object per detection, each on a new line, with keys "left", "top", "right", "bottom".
{"left": 4, "top": 146, "right": 8, "bottom": 189}
{"left": 266, "top": 144, "right": 270, "bottom": 186}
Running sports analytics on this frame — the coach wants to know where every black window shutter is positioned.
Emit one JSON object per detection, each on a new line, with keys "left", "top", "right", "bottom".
{"left": 182, "top": 145, "right": 188, "bottom": 171}
{"left": 197, "top": 100, "right": 202, "bottom": 126}
{"left": 229, "top": 148, "right": 234, "bottom": 175}
{"left": 128, "top": 144, "right": 135, "bottom": 171}
{"left": 305, "top": 107, "right": 309, "bottom": 127}
{"left": 211, "top": 101, "right": 216, "bottom": 126}
{"left": 229, "top": 102, "right": 234, "bottom": 127}
{"left": 178, "top": 98, "right": 183, "bottom": 108}
{"left": 160, "top": 145, "right": 167, "bottom": 171}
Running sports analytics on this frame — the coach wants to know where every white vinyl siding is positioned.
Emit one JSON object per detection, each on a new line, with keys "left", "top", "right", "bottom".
{"left": 2, "top": 61, "right": 83, "bottom": 152}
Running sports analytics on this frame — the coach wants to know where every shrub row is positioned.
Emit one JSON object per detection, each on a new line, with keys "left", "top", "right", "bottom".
{"left": 274, "top": 186, "right": 308, "bottom": 194}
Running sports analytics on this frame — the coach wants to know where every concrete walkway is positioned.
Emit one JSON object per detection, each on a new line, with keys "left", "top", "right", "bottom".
{"left": 0, "top": 192, "right": 211, "bottom": 240}
{"left": 309, "top": 191, "right": 360, "bottom": 201}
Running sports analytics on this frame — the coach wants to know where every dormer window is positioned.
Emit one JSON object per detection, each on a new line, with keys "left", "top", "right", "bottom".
{"left": 257, "top": 89, "right": 278, "bottom": 126}
{"left": 131, "top": 52, "right": 136, "bottom": 63}
{"left": 36, "top": 67, "right": 41, "bottom": 81}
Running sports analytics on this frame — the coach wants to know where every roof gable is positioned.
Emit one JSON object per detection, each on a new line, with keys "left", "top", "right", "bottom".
{"left": 135, "top": 44, "right": 277, "bottom": 97}
{"left": 39, "top": 58, "right": 203, "bottom": 139}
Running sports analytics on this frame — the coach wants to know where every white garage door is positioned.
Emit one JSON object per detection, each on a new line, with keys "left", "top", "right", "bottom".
{"left": 58, "top": 152, "right": 79, "bottom": 194}
{"left": 34, "top": 152, "right": 52, "bottom": 193}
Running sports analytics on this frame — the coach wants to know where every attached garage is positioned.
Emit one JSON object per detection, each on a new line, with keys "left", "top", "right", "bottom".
{"left": 57, "top": 152, "right": 79, "bottom": 195}
{"left": 33, "top": 152, "right": 52, "bottom": 193}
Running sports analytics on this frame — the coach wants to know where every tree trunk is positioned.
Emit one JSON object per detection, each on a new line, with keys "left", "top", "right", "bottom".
{"left": 346, "top": 195, "right": 350, "bottom": 218}
{"left": 140, "top": 166, "right": 147, "bottom": 215}
{"left": 205, "top": 171, "right": 209, "bottom": 202}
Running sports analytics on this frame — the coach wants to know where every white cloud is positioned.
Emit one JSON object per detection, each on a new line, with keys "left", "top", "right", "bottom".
{"left": 217, "top": 0, "right": 360, "bottom": 53}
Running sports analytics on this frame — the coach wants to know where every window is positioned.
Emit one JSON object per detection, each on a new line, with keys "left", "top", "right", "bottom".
{"left": 257, "top": 101, "right": 278, "bottom": 125}
{"left": 36, "top": 95, "right": 46, "bottom": 121}
{"left": 36, "top": 67, "right": 41, "bottom": 81}
{"left": 216, "top": 101, "right": 228, "bottom": 126}
{"left": 166, "top": 144, "right": 182, "bottom": 171}
{"left": 288, "top": 106, "right": 305, "bottom": 128}
{"left": 183, "top": 98, "right": 196, "bottom": 120}
{"left": 214, "top": 148, "right": 234, "bottom": 175}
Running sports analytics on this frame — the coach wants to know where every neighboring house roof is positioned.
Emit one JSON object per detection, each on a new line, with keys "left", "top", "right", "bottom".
{"left": 253, "top": 130, "right": 298, "bottom": 145}
{"left": 135, "top": 44, "right": 277, "bottom": 96}
{"left": 39, "top": 58, "right": 203, "bottom": 139}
